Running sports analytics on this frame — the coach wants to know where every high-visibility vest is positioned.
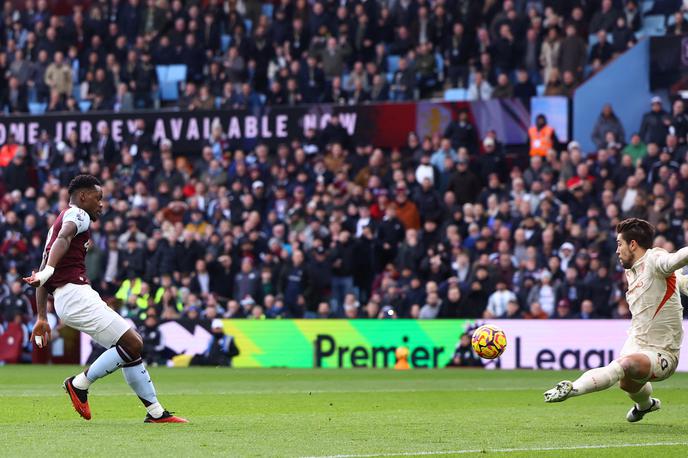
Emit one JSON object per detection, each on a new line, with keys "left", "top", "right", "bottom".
{"left": 115, "top": 278, "right": 142, "bottom": 303}
{"left": 528, "top": 125, "right": 554, "bottom": 157}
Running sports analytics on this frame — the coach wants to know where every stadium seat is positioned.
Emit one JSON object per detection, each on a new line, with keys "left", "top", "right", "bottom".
{"left": 588, "top": 34, "right": 599, "bottom": 47}
{"left": 156, "top": 65, "right": 168, "bottom": 84}
{"left": 245, "top": 19, "right": 253, "bottom": 35}
{"left": 215, "top": 96, "right": 222, "bottom": 108}
{"left": 261, "top": 3, "right": 273, "bottom": 18}
{"left": 387, "top": 56, "right": 400, "bottom": 74}
{"left": 641, "top": 1, "right": 655, "bottom": 14}
{"left": 72, "top": 84, "right": 81, "bottom": 102}
{"left": 221, "top": 34, "right": 232, "bottom": 52}
{"left": 167, "top": 65, "right": 187, "bottom": 83}
{"left": 159, "top": 81, "right": 179, "bottom": 101}
{"left": 28, "top": 102, "right": 46, "bottom": 114}
{"left": 78, "top": 101, "right": 91, "bottom": 112}
{"left": 386, "top": 72, "right": 394, "bottom": 83}
{"left": 443, "top": 88, "right": 467, "bottom": 101}
{"left": 536, "top": 84, "right": 545, "bottom": 96}
{"left": 435, "top": 53, "right": 444, "bottom": 77}
{"left": 642, "top": 15, "right": 666, "bottom": 36}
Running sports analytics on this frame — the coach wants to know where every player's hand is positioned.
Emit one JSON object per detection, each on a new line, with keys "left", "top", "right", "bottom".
{"left": 31, "top": 319, "right": 52, "bottom": 349}
{"left": 22, "top": 271, "right": 41, "bottom": 288}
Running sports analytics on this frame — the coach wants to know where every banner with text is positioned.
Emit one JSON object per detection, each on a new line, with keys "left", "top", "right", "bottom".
{"left": 80, "top": 319, "right": 685, "bottom": 370}
{"left": 2, "top": 100, "right": 529, "bottom": 153}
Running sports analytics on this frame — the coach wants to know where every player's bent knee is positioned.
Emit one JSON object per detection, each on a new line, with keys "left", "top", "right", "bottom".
{"left": 116, "top": 330, "right": 144, "bottom": 362}
{"left": 617, "top": 354, "right": 651, "bottom": 382}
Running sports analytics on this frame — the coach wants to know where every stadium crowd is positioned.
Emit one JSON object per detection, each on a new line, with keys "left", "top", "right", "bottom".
{"left": 0, "top": 0, "right": 681, "bottom": 112}
{"left": 1, "top": 0, "right": 688, "bottom": 332}
{"left": 3, "top": 91, "right": 688, "bottom": 326}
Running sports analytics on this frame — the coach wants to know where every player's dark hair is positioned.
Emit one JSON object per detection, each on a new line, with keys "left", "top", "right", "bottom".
{"left": 67, "top": 174, "right": 101, "bottom": 195}
{"left": 616, "top": 218, "right": 654, "bottom": 249}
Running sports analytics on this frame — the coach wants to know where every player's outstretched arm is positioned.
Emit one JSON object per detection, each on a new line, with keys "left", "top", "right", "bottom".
{"left": 675, "top": 270, "right": 688, "bottom": 296}
{"left": 22, "top": 221, "right": 77, "bottom": 288}
{"left": 653, "top": 246, "right": 688, "bottom": 276}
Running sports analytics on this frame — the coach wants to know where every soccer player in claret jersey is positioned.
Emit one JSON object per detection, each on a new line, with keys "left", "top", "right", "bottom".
{"left": 544, "top": 218, "right": 684, "bottom": 422}
{"left": 23, "top": 175, "right": 188, "bottom": 423}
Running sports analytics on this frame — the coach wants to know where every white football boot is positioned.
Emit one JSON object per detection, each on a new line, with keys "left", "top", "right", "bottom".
{"left": 544, "top": 380, "right": 574, "bottom": 402}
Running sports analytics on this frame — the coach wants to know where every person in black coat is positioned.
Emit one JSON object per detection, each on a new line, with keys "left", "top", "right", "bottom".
{"left": 119, "top": 236, "right": 145, "bottom": 279}
{"left": 3, "top": 76, "right": 28, "bottom": 113}
{"left": 304, "top": 246, "right": 333, "bottom": 316}
{"left": 210, "top": 255, "right": 234, "bottom": 301}
{"left": 143, "top": 238, "right": 162, "bottom": 283}
{"left": 353, "top": 225, "right": 377, "bottom": 302}
{"left": 413, "top": 179, "right": 444, "bottom": 224}
{"left": 3, "top": 151, "right": 30, "bottom": 193}
{"left": 447, "top": 158, "right": 481, "bottom": 206}
{"left": 377, "top": 206, "right": 405, "bottom": 267}
{"left": 158, "top": 234, "right": 178, "bottom": 276}
{"left": 278, "top": 251, "right": 307, "bottom": 317}
{"left": 639, "top": 97, "right": 670, "bottom": 147}
{"left": 330, "top": 231, "right": 356, "bottom": 315}
{"left": 446, "top": 333, "right": 483, "bottom": 367}
{"left": 443, "top": 110, "right": 478, "bottom": 152}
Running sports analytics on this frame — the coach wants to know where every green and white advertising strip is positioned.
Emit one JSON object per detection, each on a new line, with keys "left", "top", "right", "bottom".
{"left": 222, "top": 319, "right": 471, "bottom": 368}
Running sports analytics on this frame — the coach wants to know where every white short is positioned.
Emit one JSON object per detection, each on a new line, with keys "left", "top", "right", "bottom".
{"left": 54, "top": 283, "right": 131, "bottom": 348}
{"left": 620, "top": 338, "right": 679, "bottom": 382}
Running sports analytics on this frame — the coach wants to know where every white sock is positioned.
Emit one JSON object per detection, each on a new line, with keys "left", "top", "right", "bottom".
{"left": 73, "top": 372, "right": 92, "bottom": 390}
{"left": 628, "top": 382, "right": 653, "bottom": 410}
{"left": 571, "top": 361, "right": 625, "bottom": 396}
{"left": 146, "top": 402, "right": 164, "bottom": 418}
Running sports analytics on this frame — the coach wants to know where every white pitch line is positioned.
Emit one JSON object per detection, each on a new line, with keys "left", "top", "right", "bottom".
{"left": 304, "top": 442, "right": 688, "bottom": 458}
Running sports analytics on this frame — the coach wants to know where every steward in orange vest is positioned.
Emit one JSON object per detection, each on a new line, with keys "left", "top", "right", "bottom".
{"left": 528, "top": 114, "right": 558, "bottom": 157}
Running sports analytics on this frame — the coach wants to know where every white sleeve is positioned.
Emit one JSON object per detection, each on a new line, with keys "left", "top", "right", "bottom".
{"left": 676, "top": 271, "right": 688, "bottom": 296}
{"left": 651, "top": 247, "right": 688, "bottom": 277}
{"left": 62, "top": 207, "right": 91, "bottom": 235}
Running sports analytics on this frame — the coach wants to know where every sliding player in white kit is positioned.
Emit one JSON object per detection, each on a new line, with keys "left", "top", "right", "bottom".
{"left": 23, "top": 175, "right": 187, "bottom": 423}
{"left": 544, "top": 218, "right": 684, "bottom": 422}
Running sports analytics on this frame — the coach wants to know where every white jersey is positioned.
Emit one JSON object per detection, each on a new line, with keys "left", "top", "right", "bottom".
{"left": 624, "top": 247, "right": 686, "bottom": 353}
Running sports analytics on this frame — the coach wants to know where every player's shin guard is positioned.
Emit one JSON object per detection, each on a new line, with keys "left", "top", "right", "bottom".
{"left": 83, "top": 346, "right": 128, "bottom": 384}
{"left": 570, "top": 360, "right": 625, "bottom": 396}
{"left": 628, "top": 382, "right": 653, "bottom": 410}
{"left": 122, "top": 361, "right": 164, "bottom": 418}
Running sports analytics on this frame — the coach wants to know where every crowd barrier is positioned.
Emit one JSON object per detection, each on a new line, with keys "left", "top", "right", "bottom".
{"left": 79, "top": 319, "right": 687, "bottom": 371}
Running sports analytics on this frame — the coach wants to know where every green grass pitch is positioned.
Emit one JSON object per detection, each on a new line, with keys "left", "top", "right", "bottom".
{"left": 1, "top": 366, "right": 687, "bottom": 457}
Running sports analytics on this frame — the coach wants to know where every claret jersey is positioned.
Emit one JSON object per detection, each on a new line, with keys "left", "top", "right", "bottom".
{"left": 43, "top": 206, "right": 92, "bottom": 293}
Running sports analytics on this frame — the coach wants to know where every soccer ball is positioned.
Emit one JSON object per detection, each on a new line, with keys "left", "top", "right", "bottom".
{"left": 471, "top": 324, "right": 507, "bottom": 359}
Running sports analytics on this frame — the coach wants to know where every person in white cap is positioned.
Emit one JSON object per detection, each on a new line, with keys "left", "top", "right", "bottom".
{"left": 190, "top": 318, "right": 240, "bottom": 367}
{"left": 558, "top": 242, "right": 575, "bottom": 272}
{"left": 639, "top": 96, "right": 669, "bottom": 146}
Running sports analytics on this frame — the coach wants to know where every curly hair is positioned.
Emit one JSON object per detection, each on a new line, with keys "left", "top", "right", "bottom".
{"left": 67, "top": 174, "right": 101, "bottom": 195}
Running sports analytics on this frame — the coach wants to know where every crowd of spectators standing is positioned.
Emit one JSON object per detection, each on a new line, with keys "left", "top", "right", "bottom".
{"left": 3, "top": 89, "right": 688, "bottom": 328}
{"left": 0, "top": 0, "right": 685, "bottom": 113}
